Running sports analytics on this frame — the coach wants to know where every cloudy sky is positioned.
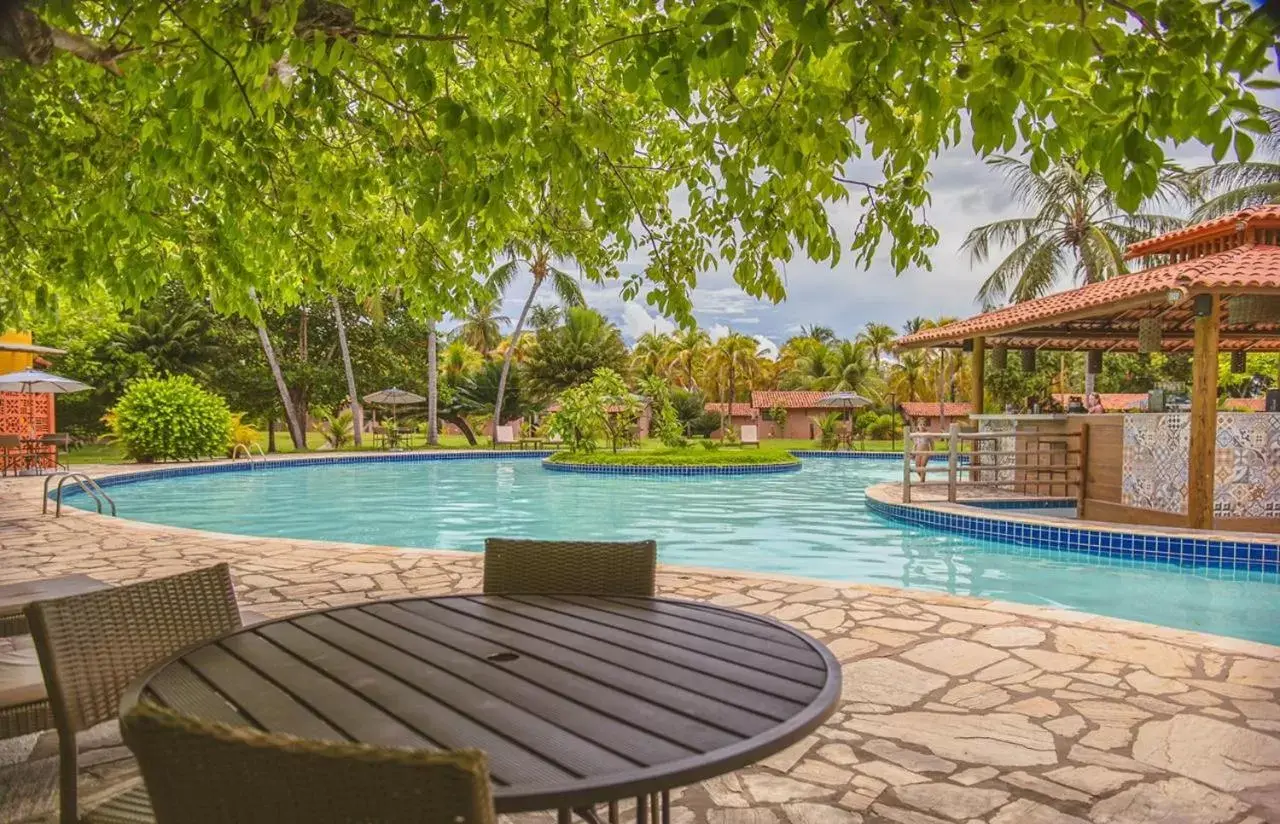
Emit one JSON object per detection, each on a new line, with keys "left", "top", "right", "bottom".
{"left": 491, "top": 136, "right": 1227, "bottom": 356}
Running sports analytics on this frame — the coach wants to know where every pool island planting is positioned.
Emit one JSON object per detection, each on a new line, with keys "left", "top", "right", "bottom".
{"left": 543, "top": 447, "right": 800, "bottom": 468}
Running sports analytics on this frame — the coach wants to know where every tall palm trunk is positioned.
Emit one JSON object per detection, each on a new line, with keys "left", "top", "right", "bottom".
{"left": 330, "top": 295, "right": 363, "bottom": 447}
{"left": 427, "top": 318, "right": 439, "bottom": 446}
{"left": 252, "top": 303, "right": 306, "bottom": 450}
{"left": 493, "top": 261, "right": 543, "bottom": 444}
{"left": 723, "top": 357, "right": 736, "bottom": 441}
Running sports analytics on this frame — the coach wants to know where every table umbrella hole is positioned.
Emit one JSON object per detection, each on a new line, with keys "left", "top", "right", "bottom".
{"left": 486, "top": 651, "right": 520, "bottom": 663}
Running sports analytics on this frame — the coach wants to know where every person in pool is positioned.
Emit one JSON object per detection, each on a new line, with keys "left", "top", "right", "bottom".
{"left": 911, "top": 431, "right": 934, "bottom": 482}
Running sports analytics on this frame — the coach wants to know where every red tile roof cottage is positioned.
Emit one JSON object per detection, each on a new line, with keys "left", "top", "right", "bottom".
{"left": 704, "top": 402, "right": 757, "bottom": 439}
{"left": 749, "top": 391, "right": 837, "bottom": 439}
{"left": 899, "top": 402, "right": 972, "bottom": 434}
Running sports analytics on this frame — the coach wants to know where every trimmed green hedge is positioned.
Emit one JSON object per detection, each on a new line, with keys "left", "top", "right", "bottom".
{"left": 546, "top": 448, "right": 799, "bottom": 467}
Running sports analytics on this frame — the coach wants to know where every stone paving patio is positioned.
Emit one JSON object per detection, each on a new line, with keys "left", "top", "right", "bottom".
{"left": 2, "top": 460, "right": 1279, "bottom": 823}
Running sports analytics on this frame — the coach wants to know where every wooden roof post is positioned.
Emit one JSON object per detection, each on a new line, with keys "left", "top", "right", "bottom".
{"left": 971, "top": 337, "right": 985, "bottom": 415}
{"left": 1187, "top": 294, "right": 1220, "bottom": 530}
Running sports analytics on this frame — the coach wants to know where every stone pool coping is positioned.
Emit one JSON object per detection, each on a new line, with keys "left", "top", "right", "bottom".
{"left": 17, "top": 454, "right": 1278, "bottom": 658}
{"left": 865, "top": 483, "right": 1280, "bottom": 575}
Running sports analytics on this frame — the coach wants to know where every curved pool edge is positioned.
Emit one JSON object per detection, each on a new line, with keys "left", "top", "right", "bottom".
{"left": 542, "top": 458, "right": 802, "bottom": 476}
{"left": 11, "top": 465, "right": 1278, "bottom": 660}
{"left": 864, "top": 482, "right": 1280, "bottom": 574}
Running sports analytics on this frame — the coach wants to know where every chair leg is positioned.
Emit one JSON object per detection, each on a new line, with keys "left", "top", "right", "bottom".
{"left": 635, "top": 794, "right": 648, "bottom": 824}
{"left": 558, "top": 809, "right": 572, "bottom": 824}
{"left": 59, "top": 732, "right": 77, "bottom": 824}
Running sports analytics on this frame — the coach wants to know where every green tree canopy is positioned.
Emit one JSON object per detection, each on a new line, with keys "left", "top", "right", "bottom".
{"left": 525, "top": 307, "right": 628, "bottom": 397}
{"left": 2, "top": 0, "right": 1275, "bottom": 326}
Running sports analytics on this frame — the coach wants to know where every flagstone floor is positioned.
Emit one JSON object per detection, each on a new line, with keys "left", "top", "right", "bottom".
{"left": 1, "top": 462, "right": 1279, "bottom": 824}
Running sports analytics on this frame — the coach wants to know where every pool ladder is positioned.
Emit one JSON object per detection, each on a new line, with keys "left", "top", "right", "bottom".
{"left": 231, "top": 443, "right": 266, "bottom": 467}
{"left": 42, "top": 472, "right": 117, "bottom": 518}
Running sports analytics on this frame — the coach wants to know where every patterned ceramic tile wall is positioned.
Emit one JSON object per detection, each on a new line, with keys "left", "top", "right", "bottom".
{"left": 1123, "top": 412, "right": 1280, "bottom": 519}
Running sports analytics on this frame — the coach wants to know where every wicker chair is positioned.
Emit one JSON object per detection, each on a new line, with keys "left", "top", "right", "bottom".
{"left": 483, "top": 538, "right": 657, "bottom": 824}
{"left": 122, "top": 701, "right": 495, "bottom": 824}
{"left": 26, "top": 564, "right": 243, "bottom": 824}
{"left": 482, "top": 538, "right": 657, "bottom": 596}
{"left": 0, "top": 634, "right": 55, "bottom": 739}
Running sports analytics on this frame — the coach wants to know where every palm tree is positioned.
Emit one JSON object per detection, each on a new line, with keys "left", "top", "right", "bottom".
{"left": 486, "top": 246, "right": 586, "bottom": 443}
{"left": 822, "top": 340, "right": 880, "bottom": 394}
{"left": 857, "top": 322, "right": 897, "bottom": 373}
{"left": 527, "top": 304, "right": 562, "bottom": 331}
{"left": 426, "top": 317, "right": 439, "bottom": 445}
{"left": 902, "top": 317, "right": 929, "bottom": 336}
{"left": 798, "top": 325, "right": 837, "bottom": 344}
{"left": 631, "top": 332, "right": 670, "bottom": 378}
{"left": 329, "top": 295, "right": 362, "bottom": 447}
{"left": 666, "top": 328, "right": 711, "bottom": 388}
{"left": 455, "top": 297, "right": 510, "bottom": 356}
{"left": 439, "top": 339, "right": 484, "bottom": 386}
{"left": 887, "top": 352, "right": 930, "bottom": 402}
{"left": 1186, "top": 108, "right": 1280, "bottom": 219}
{"left": 709, "top": 333, "right": 764, "bottom": 437}
{"left": 777, "top": 339, "right": 829, "bottom": 390}
{"left": 249, "top": 290, "right": 306, "bottom": 450}
{"left": 525, "top": 307, "right": 629, "bottom": 397}
{"left": 963, "top": 155, "right": 1184, "bottom": 306}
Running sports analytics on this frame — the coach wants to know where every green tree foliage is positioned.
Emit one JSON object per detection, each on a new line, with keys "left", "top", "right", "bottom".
{"left": 108, "top": 375, "right": 231, "bottom": 461}
{"left": 453, "top": 361, "right": 530, "bottom": 424}
{"left": 316, "top": 407, "right": 354, "bottom": 449}
{"left": 2, "top": 1, "right": 1274, "bottom": 327}
{"left": 640, "top": 374, "right": 685, "bottom": 447}
{"left": 1187, "top": 108, "right": 1280, "bottom": 219}
{"left": 526, "top": 308, "right": 628, "bottom": 398}
{"left": 963, "top": 156, "right": 1186, "bottom": 306}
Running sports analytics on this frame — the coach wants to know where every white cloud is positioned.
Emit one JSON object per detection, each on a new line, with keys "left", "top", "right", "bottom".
{"left": 620, "top": 301, "right": 676, "bottom": 339}
{"left": 754, "top": 335, "right": 779, "bottom": 359}
{"left": 707, "top": 323, "right": 731, "bottom": 341}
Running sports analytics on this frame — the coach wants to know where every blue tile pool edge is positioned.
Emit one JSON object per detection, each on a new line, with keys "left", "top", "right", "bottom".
{"left": 864, "top": 493, "right": 1280, "bottom": 573}
{"left": 55, "top": 450, "right": 557, "bottom": 498}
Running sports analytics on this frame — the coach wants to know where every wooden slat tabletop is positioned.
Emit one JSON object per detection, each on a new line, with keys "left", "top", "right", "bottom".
{"left": 122, "top": 595, "right": 841, "bottom": 813}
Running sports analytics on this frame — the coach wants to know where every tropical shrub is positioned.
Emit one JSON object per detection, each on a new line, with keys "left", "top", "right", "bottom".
{"left": 640, "top": 375, "right": 685, "bottom": 448}
{"left": 317, "top": 408, "right": 354, "bottom": 448}
{"left": 547, "top": 449, "right": 797, "bottom": 467}
{"left": 110, "top": 375, "right": 231, "bottom": 462}
{"left": 816, "top": 412, "right": 843, "bottom": 449}
{"left": 699, "top": 440, "right": 721, "bottom": 451}
{"left": 865, "top": 414, "right": 896, "bottom": 440}
{"left": 767, "top": 406, "right": 788, "bottom": 430}
{"left": 228, "top": 413, "right": 259, "bottom": 454}
{"left": 548, "top": 383, "right": 605, "bottom": 453}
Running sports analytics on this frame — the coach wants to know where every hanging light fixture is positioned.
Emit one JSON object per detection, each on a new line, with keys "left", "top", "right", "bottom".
{"left": 1137, "top": 317, "right": 1162, "bottom": 354}
{"left": 1086, "top": 350, "right": 1103, "bottom": 374}
{"left": 991, "top": 346, "right": 1008, "bottom": 370}
{"left": 1231, "top": 350, "right": 1248, "bottom": 373}
{"left": 1021, "top": 349, "right": 1036, "bottom": 371}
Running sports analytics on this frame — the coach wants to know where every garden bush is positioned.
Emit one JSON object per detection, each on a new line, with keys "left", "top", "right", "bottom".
{"left": 109, "top": 375, "right": 232, "bottom": 462}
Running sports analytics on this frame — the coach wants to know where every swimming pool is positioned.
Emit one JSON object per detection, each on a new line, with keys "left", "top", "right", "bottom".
{"left": 69, "top": 456, "right": 1280, "bottom": 644}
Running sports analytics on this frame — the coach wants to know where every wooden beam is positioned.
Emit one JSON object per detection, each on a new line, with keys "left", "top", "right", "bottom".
{"left": 1187, "top": 294, "right": 1220, "bottom": 530}
{"left": 971, "top": 336, "right": 985, "bottom": 415}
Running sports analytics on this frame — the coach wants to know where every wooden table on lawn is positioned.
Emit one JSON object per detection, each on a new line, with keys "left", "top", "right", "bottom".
{"left": 122, "top": 594, "right": 840, "bottom": 821}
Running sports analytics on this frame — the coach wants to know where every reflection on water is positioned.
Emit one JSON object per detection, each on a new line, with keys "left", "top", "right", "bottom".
{"left": 78, "top": 457, "right": 1280, "bottom": 644}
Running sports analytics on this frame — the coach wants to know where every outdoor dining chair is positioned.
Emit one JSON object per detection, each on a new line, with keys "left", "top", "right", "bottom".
{"left": 122, "top": 701, "right": 495, "bottom": 824}
{"left": 482, "top": 538, "right": 657, "bottom": 596}
{"left": 26, "top": 564, "right": 244, "bottom": 824}
{"left": 0, "top": 433, "right": 21, "bottom": 477}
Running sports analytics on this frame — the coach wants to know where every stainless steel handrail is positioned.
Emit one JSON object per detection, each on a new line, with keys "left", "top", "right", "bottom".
{"left": 231, "top": 443, "right": 266, "bottom": 466}
{"left": 47, "top": 472, "right": 117, "bottom": 517}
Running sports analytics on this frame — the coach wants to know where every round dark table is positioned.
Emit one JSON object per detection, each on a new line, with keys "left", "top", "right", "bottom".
{"left": 122, "top": 594, "right": 841, "bottom": 816}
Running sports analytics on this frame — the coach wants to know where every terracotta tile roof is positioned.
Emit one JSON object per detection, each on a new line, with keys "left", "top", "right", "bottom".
{"left": 1053, "top": 393, "right": 1149, "bottom": 410}
{"left": 750, "top": 390, "right": 833, "bottom": 409}
{"left": 1124, "top": 205, "right": 1280, "bottom": 259}
{"left": 895, "top": 244, "right": 1280, "bottom": 349}
{"left": 900, "top": 402, "right": 973, "bottom": 418}
{"left": 705, "top": 402, "right": 756, "bottom": 417}
{"left": 1223, "top": 397, "right": 1266, "bottom": 412}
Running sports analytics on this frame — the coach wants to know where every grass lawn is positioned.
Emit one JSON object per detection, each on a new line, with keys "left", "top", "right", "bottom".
{"left": 65, "top": 433, "right": 907, "bottom": 466}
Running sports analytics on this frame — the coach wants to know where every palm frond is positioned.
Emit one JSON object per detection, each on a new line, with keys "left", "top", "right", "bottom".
{"left": 986, "top": 155, "right": 1061, "bottom": 209}
{"left": 974, "top": 232, "right": 1053, "bottom": 307}
{"left": 1009, "top": 241, "right": 1066, "bottom": 302}
{"left": 961, "top": 217, "right": 1043, "bottom": 264}
{"left": 1191, "top": 180, "right": 1280, "bottom": 220}
{"left": 486, "top": 259, "right": 519, "bottom": 293}
{"left": 549, "top": 268, "right": 586, "bottom": 307}
{"left": 1080, "top": 225, "right": 1128, "bottom": 283}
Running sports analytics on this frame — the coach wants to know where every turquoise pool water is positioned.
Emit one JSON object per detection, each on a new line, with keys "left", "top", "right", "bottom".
{"left": 74, "top": 457, "right": 1280, "bottom": 645}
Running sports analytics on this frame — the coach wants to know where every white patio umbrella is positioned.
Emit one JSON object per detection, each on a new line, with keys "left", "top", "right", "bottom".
{"left": 816, "top": 392, "right": 874, "bottom": 442}
{"left": 0, "top": 370, "right": 92, "bottom": 466}
{"left": 361, "top": 388, "right": 426, "bottom": 440}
